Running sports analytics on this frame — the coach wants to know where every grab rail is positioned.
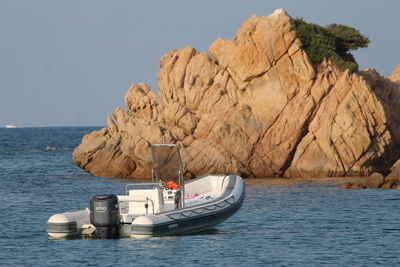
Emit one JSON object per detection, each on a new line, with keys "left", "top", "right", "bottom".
{"left": 220, "top": 175, "right": 229, "bottom": 191}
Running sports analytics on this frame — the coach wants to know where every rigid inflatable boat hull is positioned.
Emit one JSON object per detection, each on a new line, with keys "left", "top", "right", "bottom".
{"left": 132, "top": 191, "right": 244, "bottom": 237}
{"left": 47, "top": 209, "right": 90, "bottom": 239}
{"left": 131, "top": 175, "right": 244, "bottom": 237}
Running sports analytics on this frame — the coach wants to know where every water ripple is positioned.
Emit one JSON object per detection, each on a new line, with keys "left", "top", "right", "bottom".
{"left": 1, "top": 127, "right": 400, "bottom": 266}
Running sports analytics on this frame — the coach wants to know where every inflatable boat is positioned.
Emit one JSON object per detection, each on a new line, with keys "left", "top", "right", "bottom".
{"left": 47, "top": 144, "right": 245, "bottom": 239}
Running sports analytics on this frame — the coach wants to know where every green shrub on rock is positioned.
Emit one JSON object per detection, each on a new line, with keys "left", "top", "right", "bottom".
{"left": 293, "top": 18, "right": 370, "bottom": 72}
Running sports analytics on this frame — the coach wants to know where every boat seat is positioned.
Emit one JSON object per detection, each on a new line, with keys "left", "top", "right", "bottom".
{"left": 124, "top": 188, "right": 163, "bottom": 215}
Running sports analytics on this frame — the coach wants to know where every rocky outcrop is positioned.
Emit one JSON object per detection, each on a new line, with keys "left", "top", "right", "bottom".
{"left": 73, "top": 9, "right": 400, "bottom": 179}
{"left": 339, "top": 159, "right": 400, "bottom": 189}
{"left": 389, "top": 64, "right": 400, "bottom": 83}
{"left": 339, "top": 172, "right": 385, "bottom": 189}
{"left": 339, "top": 172, "right": 400, "bottom": 189}
{"left": 385, "top": 159, "right": 400, "bottom": 181}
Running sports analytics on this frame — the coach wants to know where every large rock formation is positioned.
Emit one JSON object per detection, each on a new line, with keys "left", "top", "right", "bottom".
{"left": 73, "top": 9, "right": 400, "bottom": 179}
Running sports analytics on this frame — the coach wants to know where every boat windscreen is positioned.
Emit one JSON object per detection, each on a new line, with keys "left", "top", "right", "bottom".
{"left": 150, "top": 144, "right": 183, "bottom": 185}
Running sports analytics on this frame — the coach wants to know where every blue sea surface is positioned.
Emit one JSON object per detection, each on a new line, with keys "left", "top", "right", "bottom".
{"left": 1, "top": 127, "right": 400, "bottom": 266}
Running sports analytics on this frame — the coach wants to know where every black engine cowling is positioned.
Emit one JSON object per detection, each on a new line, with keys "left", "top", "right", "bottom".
{"left": 90, "top": 195, "right": 120, "bottom": 239}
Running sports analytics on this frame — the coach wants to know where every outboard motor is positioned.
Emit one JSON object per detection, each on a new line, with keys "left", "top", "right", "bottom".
{"left": 90, "top": 195, "right": 120, "bottom": 239}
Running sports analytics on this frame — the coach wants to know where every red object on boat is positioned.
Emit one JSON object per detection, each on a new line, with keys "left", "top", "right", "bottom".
{"left": 166, "top": 181, "right": 179, "bottom": 190}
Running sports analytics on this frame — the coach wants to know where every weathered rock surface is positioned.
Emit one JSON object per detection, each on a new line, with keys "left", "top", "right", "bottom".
{"left": 73, "top": 9, "right": 400, "bottom": 179}
{"left": 339, "top": 160, "right": 400, "bottom": 189}
{"left": 363, "top": 172, "right": 385, "bottom": 188}
{"left": 339, "top": 173, "right": 384, "bottom": 189}
{"left": 389, "top": 64, "right": 400, "bottom": 83}
{"left": 385, "top": 159, "right": 400, "bottom": 181}
{"left": 339, "top": 182, "right": 352, "bottom": 189}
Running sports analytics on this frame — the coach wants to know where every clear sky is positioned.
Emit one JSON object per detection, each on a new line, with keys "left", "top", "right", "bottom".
{"left": 1, "top": 0, "right": 399, "bottom": 127}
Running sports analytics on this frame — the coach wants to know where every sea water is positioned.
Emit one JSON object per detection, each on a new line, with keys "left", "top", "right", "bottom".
{"left": 1, "top": 127, "right": 400, "bottom": 266}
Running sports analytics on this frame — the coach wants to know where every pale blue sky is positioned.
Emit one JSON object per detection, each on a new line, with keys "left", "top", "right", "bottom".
{"left": 1, "top": 0, "right": 399, "bottom": 127}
